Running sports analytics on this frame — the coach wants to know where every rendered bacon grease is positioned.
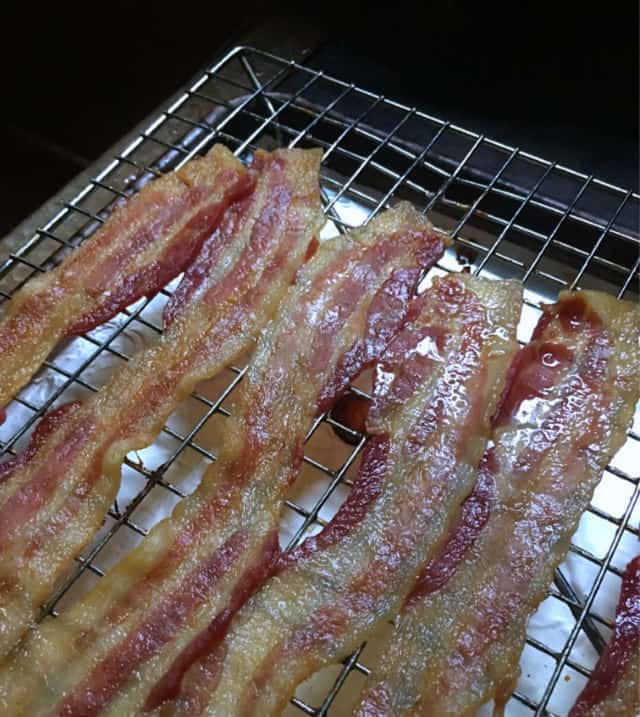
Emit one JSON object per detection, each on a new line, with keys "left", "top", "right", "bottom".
{"left": 0, "top": 202, "right": 445, "bottom": 716}
{"left": 0, "top": 145, "right": 253, "bottom": 416}
{"left": 355, "top": 291, "right": 640, "bottom": 717}
{"left": 569, "top": 554, "right": 639, "bottom": 717}
{"left": 0, "top": 148, "right": 325, "bottom": 660}
{"left": 186, "top": 274, "right": 522, "bottom": 717}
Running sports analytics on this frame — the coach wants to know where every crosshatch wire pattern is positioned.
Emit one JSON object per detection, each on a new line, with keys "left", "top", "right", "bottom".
{"left": 0, "top": 45, "right": 638, "bottom": 716}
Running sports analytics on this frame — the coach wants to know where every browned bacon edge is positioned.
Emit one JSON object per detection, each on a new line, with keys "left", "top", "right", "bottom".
{"left": 0, "top": 202, "right": 444, "bottom": 717}
{"left": 354, "top": 290, "right": 640, "bottom": 717}
{"left": 178, "top": 274, "right": 521, "bottom": 717}
{"left": 569, "top": 554, "right": 640, "bottom": 717}
{"left": 0, "top": 148, "right": 324, "bottom": 662}
{"left": 0, "top": 144, "right": 252, "bottom": 417}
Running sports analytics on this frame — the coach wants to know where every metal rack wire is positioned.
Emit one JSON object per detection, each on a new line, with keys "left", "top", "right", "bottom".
{"left": 0, "top": 45, "right": 638, "bottom": 716}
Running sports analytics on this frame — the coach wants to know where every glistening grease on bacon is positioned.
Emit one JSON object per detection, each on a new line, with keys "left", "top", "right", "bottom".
{"left": 186, "top": 274, "right": 522, "bottom": 717}
{"left": 0, "top": 201, "right": 445, "bottom": 717}
{"left": 569, "top": 554, "right": 639, "bottom": 717}
{"left": 0, "top": 148, "right": 325, "bottom": 661}
{"left": 354, "top": 290, "right": 640, "bottom": 717}
{"left": 0, "top": 145, "right": 252, "bottom": 415}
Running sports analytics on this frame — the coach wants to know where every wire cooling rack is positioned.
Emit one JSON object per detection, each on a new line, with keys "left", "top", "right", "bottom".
{"left": 0, "top": 45, "right": 638, "bottom": 716}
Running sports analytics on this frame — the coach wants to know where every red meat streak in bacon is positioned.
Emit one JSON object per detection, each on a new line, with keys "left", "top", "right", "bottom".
{"left": 569, "top": 555, "right": 640, "bottom": 717}
{"left": 154, "top": 482, "right": 358, "bottom": 717}
{"left": 304, "top": 236, "right": 320, "bottom": 263}
{"left": 0, "top": 402, "right": 95, "bottom": 549}
{"left": 278, "top": 436, "right": 390, "bottom": 570}
{"left": 162, "top": 153, "right": 313, "bottom": 327}
{"left": 0, "top": 403, "right": 79, "bottom": 485}
{"left": 52, "top": 531, "right": 249, "bottom": 717}
{"left": 403, "top": 460, "right": 495, "bottom": 610}
{"left": 78, "top": 445, "right": 272, "bottom": 649}
{"left": 19, "top": 360, "right": 199, "bottom": 561}
{"left": 316, "top": 239, "right": 443, "bottom": 413}
{"left": 64, "top": 170, "right": 255, "bottom": 335}
{"left": 65, "top": 187, "right": 246, "bottom": 335}
{"left": 0, "top": 167, "right": 254, "bottom": 350}
{"left": 530, "top": 293, "right": 603, "bottom": 342}
{"left": 232, "top": 282, "right": 491, "bottom": 713}
{"left": 196, "top": 185, "right": 292, "bottom": 316}
{"left": 164, "top": 163, "right": 290, "bottom": 326}
{"left": 167, "top": 155, "right": 321, "bottom": 334}
{"left": 0, "top": 159, "right": 300, "bottom": 557}
{"left": 369, "top": 319, "right": 449, "bottom": 426}
{"left": 42, "top": 223, "right": 441, "bottom": 716}
{"left": 144, "top": 532, "right": 281, "bottom": 710}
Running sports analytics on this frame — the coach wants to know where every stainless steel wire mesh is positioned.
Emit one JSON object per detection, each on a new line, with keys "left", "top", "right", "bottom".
{"left": 0, "top": 45, "right": 638, "bottom": 716}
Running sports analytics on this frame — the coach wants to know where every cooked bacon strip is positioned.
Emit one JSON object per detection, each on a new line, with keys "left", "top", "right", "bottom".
{"left": 0, "top": 145, "right": 253, "bottom": 415}
{"left": 0, "top": 148, "right": 325, "bottom": 660}
{"left": 354, "top": 291, "right": 640, "bottom": 717}
{"left": 569, "top": 554, "right": 640, "bottom": 717}
{"left": 168, "top": 274, "right": 522, "bottom": 717}
{"left": 0, "top": 202, "right": 444, "bottom": 716}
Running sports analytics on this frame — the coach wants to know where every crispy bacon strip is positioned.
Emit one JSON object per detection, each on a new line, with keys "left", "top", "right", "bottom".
{"left": 0, "top": 202, "right": 444, "bottom": 716}
{"left": 354, "top": 291, "right": 640, "bottom": 717}
{"left": 0, "top": 148, "right": 325, "bottom": 660}
{"left": 0, "top": 145, "right": 252, "bottom": 415}
{"left": 173, "top": 274, "right": 522, "bottom": 717}
{"left": 569, "top": 554, "right": 640, "bottom": 717}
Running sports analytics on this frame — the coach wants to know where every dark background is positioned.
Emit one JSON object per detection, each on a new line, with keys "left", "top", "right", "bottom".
{"left": 2, "top": 1, "right": 638, "bottom": 237}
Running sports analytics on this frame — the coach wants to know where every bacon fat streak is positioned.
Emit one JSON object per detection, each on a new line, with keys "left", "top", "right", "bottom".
{"left": 0, "top": 145, "right": 252, "bottom": 415}
{"left": 0, "top": 148, "right": 325, "bottom": 661}
{"left": 0, "top": 201, "right": 444, "bottom": 716}
{"left": 188, "top": 273, "right": 522, "bottom": 717}
{"left": 354, "top": 290, "right": 640, "bottom": 717}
